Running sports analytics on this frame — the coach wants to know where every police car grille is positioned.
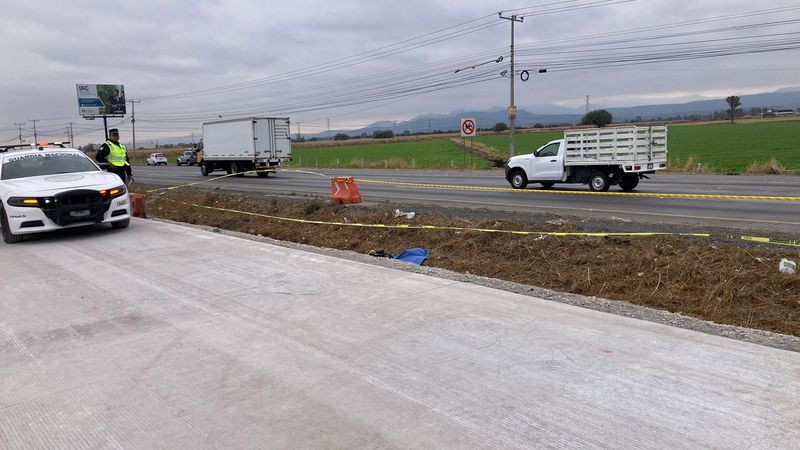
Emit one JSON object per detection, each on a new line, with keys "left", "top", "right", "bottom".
{"left": 58, "top": 192, "right": 100, "bottom": 205}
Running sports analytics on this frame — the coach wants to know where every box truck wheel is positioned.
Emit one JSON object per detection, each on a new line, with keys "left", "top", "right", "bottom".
{"left": 257, "top": 171, "right": 270, "bottom": 178}
{"left": 619, "top": 175, "right": 639, "bottom": 192}
{"left": 509, "top": 170, "right": 528, "bottom": 189}
{"left": 589, "top": 173, "right": 610, "bottom": 192}
{"left": 200, "top": 163, "right": 211, "bottom": 176}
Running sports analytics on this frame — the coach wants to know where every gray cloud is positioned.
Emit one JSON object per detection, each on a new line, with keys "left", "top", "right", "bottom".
{"left": 1, "top": 0, "right": 798, "bottom": 144}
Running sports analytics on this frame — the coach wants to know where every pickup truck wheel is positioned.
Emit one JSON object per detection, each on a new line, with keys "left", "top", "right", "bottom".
{"left": 509, "top": 170, "right": 528, "bottom": 189}
{"left": 619, "top": 175, "right": 639, "bottom": 192}
{"left": 177, "top": 160, "right": 182, "bottom": 166}
{"left": 589, "top": 173, "right": 610, "bottom": 192}
{"left": 200, "top": 163, "right": 211, "bottom": 176}
{"left": 1, "top": 207, "right": 23, "bottom": 244}
{"left": 540, "top": 182, "right": 555, "bottom": 189}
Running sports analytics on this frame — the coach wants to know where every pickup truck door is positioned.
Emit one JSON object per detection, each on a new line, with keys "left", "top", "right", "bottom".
{"left": 529, "top": 142, "right": 564, "bottom": 180}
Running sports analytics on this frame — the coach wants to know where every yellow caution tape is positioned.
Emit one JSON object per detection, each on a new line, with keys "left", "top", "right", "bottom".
{"left": 353, "top": 179, "right": 800, "bottom": 202}
{"left": 164, "top": 199, "right": 800, "bottom": 249}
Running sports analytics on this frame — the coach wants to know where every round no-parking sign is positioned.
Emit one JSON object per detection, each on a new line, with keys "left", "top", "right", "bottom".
{"left": 460, "top": 118, "right": 476, "bottom": 137}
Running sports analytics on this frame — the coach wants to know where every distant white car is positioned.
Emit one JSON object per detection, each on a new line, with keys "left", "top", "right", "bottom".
{"left": 0, "top": 144, "right": 131, "bottom": 244}
{"left": 147, "top": 153, "right": 168, "bottom": 166}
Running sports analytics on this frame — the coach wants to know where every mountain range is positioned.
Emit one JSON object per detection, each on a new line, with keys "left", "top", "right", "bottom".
{"left": 134, "top": 87, "right": 800, "bottom": 146}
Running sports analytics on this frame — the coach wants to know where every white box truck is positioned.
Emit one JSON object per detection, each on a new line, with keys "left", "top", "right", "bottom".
{"left": 504, "top": 126, "right": 667, "bottom": 191}
{"left": 198, "top": 117, "right": 291, "bottom": 177}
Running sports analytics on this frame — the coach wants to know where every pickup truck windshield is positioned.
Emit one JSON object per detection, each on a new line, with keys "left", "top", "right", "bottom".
{"left": 1, "top": 152, "right": 99, "bottom": 180}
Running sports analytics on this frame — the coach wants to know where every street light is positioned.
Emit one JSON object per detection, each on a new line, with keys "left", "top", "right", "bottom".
{"left": 454, "top": 56, "right": 503, "bottom": 74}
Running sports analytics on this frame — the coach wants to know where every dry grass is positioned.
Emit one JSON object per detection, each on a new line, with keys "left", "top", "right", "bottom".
{"left": 145, "top": 190, "right": 800, "bottom": 337}
{"left": 448, "top": 138, "right": 507, "bottom": 166}
{"left": 745, "top": 157, "right": 787, "bottom": 175}
{"left": 666, "top": 155, "right": 715, "bottom": 174}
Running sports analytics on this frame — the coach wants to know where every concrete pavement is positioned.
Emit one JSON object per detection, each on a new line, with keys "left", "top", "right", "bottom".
{"left": 1, "top": 219, "right": 799, "bottom": 448}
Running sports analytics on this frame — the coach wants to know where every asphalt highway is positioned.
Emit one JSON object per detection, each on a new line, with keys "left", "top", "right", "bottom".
{"left": 132, "top": 165, "right": 800, "bottom": 233}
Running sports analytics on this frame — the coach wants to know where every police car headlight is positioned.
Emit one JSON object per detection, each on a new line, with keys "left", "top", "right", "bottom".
{"left": 99, "top": 185, "right": 127, "bottom": 199}
{"left": 7, "top": 196, "right": 56, "bottom": 208}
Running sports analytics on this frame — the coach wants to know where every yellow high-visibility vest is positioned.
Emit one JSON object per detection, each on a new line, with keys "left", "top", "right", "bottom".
{"left": 106, "top": 141, "right": 129, "bottom": 167}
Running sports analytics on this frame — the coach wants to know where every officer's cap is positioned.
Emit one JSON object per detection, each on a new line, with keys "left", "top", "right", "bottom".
{"left": 109, "top": 128, "right": 119, "bottom": 134}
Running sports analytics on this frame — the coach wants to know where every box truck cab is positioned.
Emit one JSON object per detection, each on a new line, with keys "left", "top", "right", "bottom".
{"left": 504, "top": 126, "right": 668, "bottom": 192}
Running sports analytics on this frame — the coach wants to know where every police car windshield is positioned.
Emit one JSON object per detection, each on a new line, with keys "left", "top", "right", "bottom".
{"left": 1, "top": 152, "right": 99, "bottom": 180}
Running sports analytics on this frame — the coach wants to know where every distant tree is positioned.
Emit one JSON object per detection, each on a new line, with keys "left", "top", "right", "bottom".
{"left": 372, "top": 129, "right": 395, "bottom": 139}
{"left": 532, "top": 123, "right": 544, "bottom": 129}
{"left": 581, "top": 109, "right": 613, "bottom": 127}
{"left": 492, "top": 122, "right": 508, "bottom": 132}
{"left": 333, "top": 133, "right": 350, "bottom": 141}
{"left": 726, "top": 95, "right": 741, "bottom": 123}
{"left": 360, "top": 132, "right": 368, "bottom": 138}
{"left": 83, "top": 143, "right": 96, "bottom": 152}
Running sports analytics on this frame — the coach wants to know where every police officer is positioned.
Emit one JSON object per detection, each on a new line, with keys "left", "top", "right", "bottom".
{"left": 95, "top": 128, "right": 133, "bottom": 184}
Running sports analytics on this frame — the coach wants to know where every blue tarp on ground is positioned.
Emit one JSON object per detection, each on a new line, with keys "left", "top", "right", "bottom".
{"left": 393, "top": 248, "right": 429, "bottom": 265}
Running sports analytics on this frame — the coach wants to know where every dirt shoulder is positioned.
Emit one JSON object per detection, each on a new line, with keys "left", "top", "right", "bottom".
{"left": 139, "top": 186, "right": 800, "bottom": 348}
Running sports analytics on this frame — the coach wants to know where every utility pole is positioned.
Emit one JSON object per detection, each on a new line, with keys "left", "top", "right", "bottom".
{"left": 296, "top": 122, "right": 301, "bottom": 141}
{"left": 68, "top": 122, "right": 75, "bottom": 145}
{"left": 327, "top": 118, "right": 331, "bottom": 137}
{"left": 499, "top": 13, "right": 523, "bottom": 157}
{"left": 14, "top": 122, "right": 24, "bottom": 145}
{"left": 585, "top": 95, "right": 590, "bottom": 114}
{"left": 129, "top": 99, "right": 141, "bottom": 158}
{"left": 28, "top": 119, "right": 39, "bottom": 143}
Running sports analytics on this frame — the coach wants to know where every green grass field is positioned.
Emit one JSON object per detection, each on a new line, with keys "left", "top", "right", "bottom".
{"left": 668, "top": 122, "right": 800, "bottom": 172}
{"left": 289, "top": 139, "right": 492, "bottom": 169}
{"left": 474, "top": 121, "right": 800, "bottom": 172}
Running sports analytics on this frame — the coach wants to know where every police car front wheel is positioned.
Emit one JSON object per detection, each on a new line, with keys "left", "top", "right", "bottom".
{"left": 0, "top": 207, "right": 23, "bottom": 244}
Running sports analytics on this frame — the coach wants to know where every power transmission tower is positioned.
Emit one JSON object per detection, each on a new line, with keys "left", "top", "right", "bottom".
{"left": 129, "top": 99, "right": 141, "bottom": 157}
{"left": 499, "top": 13, "right": 523, "bottom": 157}
{"left": 14, "top": 122, "right": 24, "bottom": 144}
{"left": 28, "top": 119, "right": 39, "bottom": 143}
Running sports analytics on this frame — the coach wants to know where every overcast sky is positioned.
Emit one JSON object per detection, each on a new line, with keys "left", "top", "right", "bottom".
{"left": 1, "top": 0, "right": 799, "bottom": 145}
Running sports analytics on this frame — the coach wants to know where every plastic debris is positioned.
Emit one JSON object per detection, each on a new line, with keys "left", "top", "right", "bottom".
{"left": 394, "top": 209, "right": 416, "bottom": 220}
{"left": 779, "top": 258, "right": 797, "bottom": 275}
{"left": 393, "top": 248, "right": 429, "bottom": 265}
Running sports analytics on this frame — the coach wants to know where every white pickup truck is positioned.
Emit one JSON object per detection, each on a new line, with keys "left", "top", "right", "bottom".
{"left": 504, "top": 126, "right": 668, "bottom": 191}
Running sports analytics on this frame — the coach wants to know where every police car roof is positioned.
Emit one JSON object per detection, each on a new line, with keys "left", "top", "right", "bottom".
{"left": 0, "top": 144, "right": 81, "bottom": 155}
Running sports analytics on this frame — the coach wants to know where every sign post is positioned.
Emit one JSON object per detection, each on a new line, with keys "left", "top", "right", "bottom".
{"left": 460, "top": 118, "right": 476, "bottom": 170}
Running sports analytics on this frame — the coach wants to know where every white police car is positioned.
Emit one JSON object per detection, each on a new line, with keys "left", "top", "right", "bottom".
{"left": 0, "top": 143, "right": 132, "bottom": 244}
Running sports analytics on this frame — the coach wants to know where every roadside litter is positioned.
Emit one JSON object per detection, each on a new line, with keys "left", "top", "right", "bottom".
{"left": 393, "top": 248, "right": 429, "bottom": 265}
{"left": 368, "top": 249, "right": 392, "bottom": 258}
{"left": 779, "top": 258, "right": 797, "bottom": 275}
{"left": 395, "top": 209, "right": 416, "bottom": 219}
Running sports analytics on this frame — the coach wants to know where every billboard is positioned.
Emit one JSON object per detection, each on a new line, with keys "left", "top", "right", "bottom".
{"left": 76, "top": 84, "right": 126, "bottom": 117}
